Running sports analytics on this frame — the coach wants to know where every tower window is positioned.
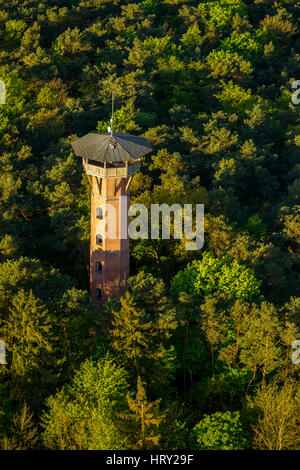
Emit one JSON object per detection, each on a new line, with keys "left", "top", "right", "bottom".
{"left": 96, "top": 207, "right": 103, "bottom": 219}
{"left": 96, "top": 261, "right": 102, "bottom": 272}
{"left": 96, "top": 288, "right": 102, "bottom": 299}
{"left": 96, "top": 235, "right": 102, "bottom": 247}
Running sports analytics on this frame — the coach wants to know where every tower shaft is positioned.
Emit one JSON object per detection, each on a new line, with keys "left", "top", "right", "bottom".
{"left": 90, "top": 175, "right": 130, "bottom": 304}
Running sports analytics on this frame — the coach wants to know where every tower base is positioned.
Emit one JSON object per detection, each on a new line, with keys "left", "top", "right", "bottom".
{"left": 90, "top": 247, "right": 129, "bottom": 304}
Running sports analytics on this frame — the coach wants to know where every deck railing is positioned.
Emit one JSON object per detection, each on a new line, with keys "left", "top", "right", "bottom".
{"left": 83, "top": 159, "right": 140, "bottom": 178}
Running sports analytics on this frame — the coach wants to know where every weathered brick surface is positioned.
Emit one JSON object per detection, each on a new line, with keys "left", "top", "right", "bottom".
{"left": 90, "top": 175, "right": 130, "bottom": 304}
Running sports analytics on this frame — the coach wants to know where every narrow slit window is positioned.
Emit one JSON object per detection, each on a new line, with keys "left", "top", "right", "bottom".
{"left": 96, "top": 288, "right": 102, "bottom": 299}
{"left": 96, "top": 234, "right": 102, "bottom": 247}
{"left": 96, "top": 261, "right": 102, "bottom": 272}
{"left": 96, "top": 207, "right": 103, "bottom": 219}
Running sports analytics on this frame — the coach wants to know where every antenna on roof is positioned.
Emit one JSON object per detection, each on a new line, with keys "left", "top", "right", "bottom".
{"left": 110, "top": 92, "right": 114, "bottom": 136}
{"left": 108, "top": 92, "right": 117, "bottom": 149}
{"left": 107, "top": 92, "right": 114, "bottom": 136}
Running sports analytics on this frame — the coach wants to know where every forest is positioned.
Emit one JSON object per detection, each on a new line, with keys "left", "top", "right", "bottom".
{"left": 0, "top": 0, "right": 299, "bottom": 451}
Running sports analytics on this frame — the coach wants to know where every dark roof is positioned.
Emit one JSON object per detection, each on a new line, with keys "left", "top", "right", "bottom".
{"left": 71, "top": 132, "right": 152, "bottom": 163}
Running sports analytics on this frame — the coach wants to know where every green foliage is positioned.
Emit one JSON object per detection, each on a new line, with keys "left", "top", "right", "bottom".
{"left": 220, "top": 31, "right": 269, "bottom": 61}
{"left": 1, "top": 289, "right": 55, "bottom": 405}
{"left": 249, "top": 380, "right": 300, "bottom": 450}
{"left": 41, "top": 357, "right": 129, "bottom": 450}
{"left": 197, "top": 0, "right": 247, "bottom": 31}
{"left": 141, "top": 0, "right": 160, "bottom": 14}
{"left": 142, "top": 36, "right": 172, "bottom": 55}
{"left": 171, "top": 252, "right": 261, "bottom": 302}
{"left": 1, "top": 403, "right": 38, "bottom": 450}
{"left": 0, "top": 70, "right": 27, "bottom": 117}
{"left": 181, "top": 24, "right": 202, "bottom": 46}
{"left": 237, "top": 301, "right": 283, "bottom": 385}
{"left": 192, "top": 411, "right": 249, "bottom": 450}
{"left": 206, "top": 49, "right": 253, "bottom": 79}
{"left": 109, "top": 272, "right": 177, "bottom": 392}
{"left": 97, "top": 102, "right": 156, "bottom": 133}
{"left": 0, "top": 0, "right": 299, "bottom": 451}
{"left": 215, "top": 81, "right": 260, "bottom": 114}
{"left": 245, "top": 214, "right": 267, "bottom": 242}
{"left": 4, "top": 20, "right": 27, "bottom": 44}
{"left": 0, "top": 114, "right": 8, "bottom": 136}
{"left": 118, "top": 376, "right": 165, "bottom": 449}
{"left": 52, "top": 27, "right": 91, "bottom": 57}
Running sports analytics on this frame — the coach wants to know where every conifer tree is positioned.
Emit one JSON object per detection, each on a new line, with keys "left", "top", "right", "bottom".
{"left": 119, "top": 376, "right": 165, "bottom": 450}
{"left": 1, "top": 289, "right": 55, "bottom": 405}
{"left": 1, "top": 403, "right": 39, "bottom": 450}
{"left": 110, "top": 292, "right": 152, "bottom": 373}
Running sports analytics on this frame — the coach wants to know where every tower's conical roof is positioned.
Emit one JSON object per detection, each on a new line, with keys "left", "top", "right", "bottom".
{"left": 72, "top": 132, "right": 152, "bottom": 163}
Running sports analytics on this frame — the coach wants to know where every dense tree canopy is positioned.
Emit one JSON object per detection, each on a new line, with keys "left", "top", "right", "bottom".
{"left": 0, "top": 0, "right": 299, "bottom": 451}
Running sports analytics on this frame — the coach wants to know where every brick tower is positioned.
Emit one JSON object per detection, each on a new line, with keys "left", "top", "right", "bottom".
{"left": 72, "top": 130, "right": 152, "bottom": 305}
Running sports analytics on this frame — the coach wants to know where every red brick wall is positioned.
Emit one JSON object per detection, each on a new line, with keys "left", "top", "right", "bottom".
{"left": 90, "top": 175, "right": 130, "bottom": 304}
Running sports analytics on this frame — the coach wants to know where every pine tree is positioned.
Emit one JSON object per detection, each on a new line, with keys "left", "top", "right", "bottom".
{"left": 1, "top": 289, "right": 56, "bottom": 406}
{"left": 110, "top": 292, "right": 152, "bottom": 373}
{"left": 1, "top": 403, "right": 38, "bottom": 450}
{"left": 200, "top": 295, "right": 227, "bottom": 377}
{"left": 118, "top": 376, "right": 165, "bottom": 449}
{"left": 109, "top": 283, "right": 176, "bottom": 392}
